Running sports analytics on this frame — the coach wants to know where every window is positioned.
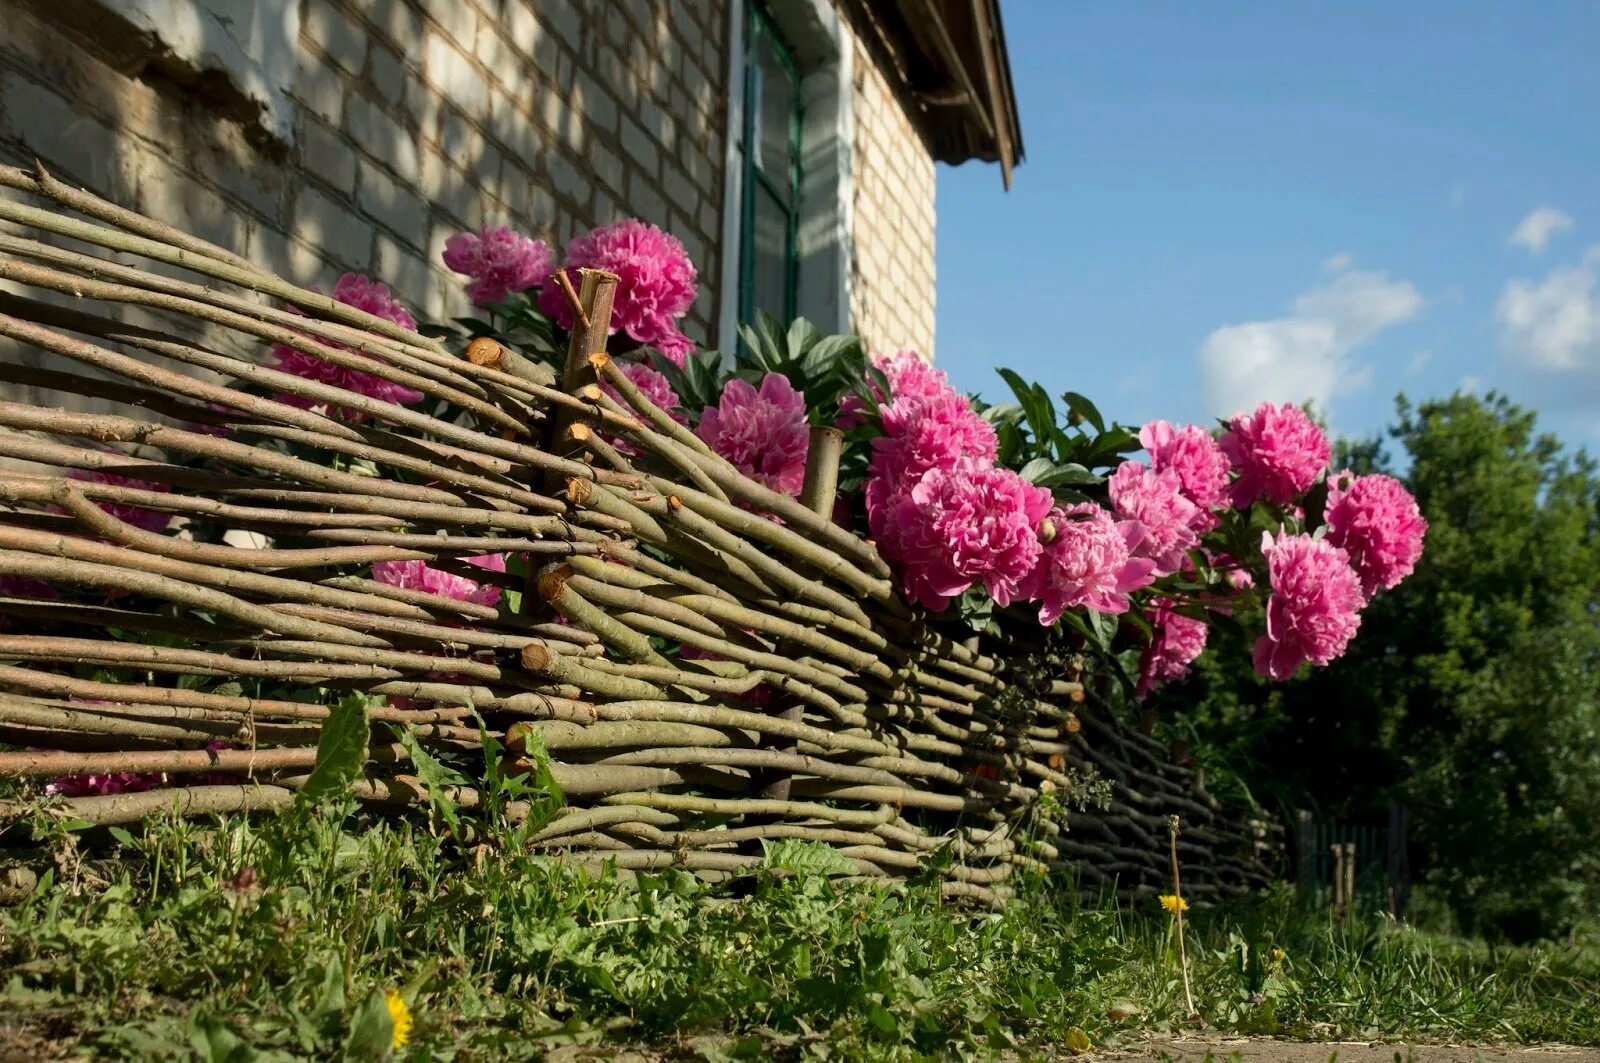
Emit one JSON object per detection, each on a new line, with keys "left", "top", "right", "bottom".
{"left": 718, "top": 0, "right": 852, "bottom": 350}
{"left": 738, "top": 4, "right": 804, "bottom": 331}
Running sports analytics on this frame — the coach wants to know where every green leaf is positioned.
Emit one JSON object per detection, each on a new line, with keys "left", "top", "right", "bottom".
{"left": 1062, "top": 392, "right": 1106, "bottom": 434}
{"left": 1019, "top": 458, "right": 1103, "bottom": 489}
{"left": 395, "top": 726, "right": 467, "bottom": 835}
{"left": 313, "top": 956, "right": 346, "bottom": 1020}
{"left": 786, "top": 316, "right": 822, "bottom": 359}
{"left": 761, "top": 839, "right": 857, "bottom": 877}
{"left": 343, "top": 989, "right": 394, "bottom": 1060}
{"left": 1086, "top": 609, "right": 1118, "bottom": 652}
{"left": 798, "top": 334, "right": 859, "bottom": 383}
{"left": 996, "top": 367, "right": 1054, "bottom": 450}
{"left": 187, "top": 1012, "right": 257, "bottom": 1063}
{"left": 298, "top": 695, "right": 369, "bottom": 804}
{"left": 517, "top": 730, "right": 566, "bottom": 834}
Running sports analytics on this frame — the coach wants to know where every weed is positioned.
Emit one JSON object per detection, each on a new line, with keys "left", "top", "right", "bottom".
{"left": 0, "top": 807, "right": 1595, "bottom": 1059}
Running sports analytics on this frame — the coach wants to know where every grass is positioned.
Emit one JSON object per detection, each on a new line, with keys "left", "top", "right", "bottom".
{"left": 1, "top": 801, "right": 1596, "bottom": 1060}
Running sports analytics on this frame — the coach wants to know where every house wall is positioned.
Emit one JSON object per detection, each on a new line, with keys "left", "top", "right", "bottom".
{"left": 0, "top": 0, "right": 941, "bottom": 360}
{"left": 0, "top": 0, "right": 729, "bottom": 339}
{"left": 843, "top": 22, "right": 938, "bottom": 359}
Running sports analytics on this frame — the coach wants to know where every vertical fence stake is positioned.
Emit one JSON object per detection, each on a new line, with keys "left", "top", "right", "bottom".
{"left": 1343, "top": 842, "right": 1357, "bottom": 920}
{"left": 1331, "top": 842, "right": 1346, "bottom": 920}
{"left": 759, "top": 426, "right": 844, "bottom": 802}
{"left": 1296, "top": 809, "right": 1314, "bottom": 897}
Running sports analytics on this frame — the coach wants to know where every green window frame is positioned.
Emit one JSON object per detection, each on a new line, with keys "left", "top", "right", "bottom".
{"left": 738, "top": 1, "right": 804, "bottom": 331}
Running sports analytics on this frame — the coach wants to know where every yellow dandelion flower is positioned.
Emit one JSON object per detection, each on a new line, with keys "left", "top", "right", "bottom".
{"left": 1158, "top": 894, "right": 1189, "bottom": 914}
{"left": 385, "top": 988, "right": 413, "bottom": 1050}
{"left": 1270, "top": 947, "right": 1287, "bottom": 962}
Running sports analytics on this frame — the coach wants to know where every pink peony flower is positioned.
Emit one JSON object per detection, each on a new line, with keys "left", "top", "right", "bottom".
{"left": 1323, "top": 471, "right": 1427, "bottom": 598}
{"left": 442, "top": 224, "right": 555, "bottom": 306}
{"left": 1136, "top": 599, "right": 1209, "bottom": 699}
{"left": 269, "top": 274, "right": 424, "bottom": 414}
{"left": 1108, "top": 461, "right": 1204, "bottom": 575}
{"left": 371, "top": 553, "right": 507, "bottom": 608}
{"left": 649, "top": 328, "right": 695, "bottom": 369}
{"left": 602, "top": 361, "right": 685, "bottom": 455}
{"left": 1220, "top": 402, "right": 1331, "bottom": 508}
{"left": 46, "top": 739, "right": 237, "bottom": 796}
{"left": 1141, "top": 420, "right": 1231, "bottom": 512}
{"left": 838, "top": 349, "right": 947, "bottom": 429}
{"left": 876, "top": 462, "right": 1053, "bottom": 611}
{"left": 46, "top": 771, "right": 160, "bottom": 797}
{"left": 538, "top": 219, "right": 697, "bottom": 346}
{"left": 863, "top": 392, "right": 1000, "bottom": 541}
{"left": 1020, "top": 503, "right": 1157, "bottom": 625}
{"left": 1252, "top": 531, "right": 1364, "bottom": 680}
{"left": 68, "top": 469, "right": 174, "bottom": 534}
{"left": 695, "top": 373, "right": 810, "bottom": 498}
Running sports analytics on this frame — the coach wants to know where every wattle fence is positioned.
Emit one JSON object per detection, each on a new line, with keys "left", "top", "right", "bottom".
{"left": 0, "top": 165, "right": 1278, "bottom": 905}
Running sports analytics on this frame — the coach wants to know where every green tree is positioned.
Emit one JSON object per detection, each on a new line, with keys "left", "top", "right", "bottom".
{"left": 1157, "top": 391, "right": 1600, "bottom": 938}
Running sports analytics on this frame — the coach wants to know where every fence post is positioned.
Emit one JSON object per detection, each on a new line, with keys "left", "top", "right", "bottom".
{"left": 1331, "top": 841, "right": 1345, "bottom": 918}
{"left": 1386, "top": 802, "right": 1410, "bottom": 919}
{"left": 759, "top": 426, "right": 843, "bottom": 802}
{"left": 1343, "top": 842, "right": 1357, "bottom": 918}
{"left": 1296, "top": 809, "right": 1314, "bottom": 896}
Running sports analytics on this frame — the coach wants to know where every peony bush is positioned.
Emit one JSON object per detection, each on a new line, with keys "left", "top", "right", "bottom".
{"left": 255, "top": 216, "right": 1428, "bottom": 702}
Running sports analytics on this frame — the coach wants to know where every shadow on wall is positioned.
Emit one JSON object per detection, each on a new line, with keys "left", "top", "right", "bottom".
{"left": 0, "top": 0, "right": 727, "bottom": 342}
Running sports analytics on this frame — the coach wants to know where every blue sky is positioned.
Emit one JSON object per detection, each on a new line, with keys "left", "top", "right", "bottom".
{"left": 934, "top": 2, "right": 1600, "bottom": 445}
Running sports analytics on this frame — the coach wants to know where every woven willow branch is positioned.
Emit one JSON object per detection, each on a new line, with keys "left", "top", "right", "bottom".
{"left": 0, "top": 172, "right": 1280, "bottom": 905}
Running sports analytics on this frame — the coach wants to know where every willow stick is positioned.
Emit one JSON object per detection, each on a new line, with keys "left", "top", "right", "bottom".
{"left": 1, "top": 161, "right": 263, "bottom": 272}
{"left": 0, "top": 549, "right": 386, "bottom": 649}
{"left": 550, "top": 269, "right": 618, "bottom": 455}
{"left": 0, "top": 473, "right": 408, "bottom": 533}
{"left": 519, "top": 644, "right": 667, "bottom": 701}
{"left": 763, "top": 425, "right": 846, "bottom": 801}
{"left": 464, "top": 336, "right": 557, "bottom": 387}
{"left": 0, "top": 697, "right": 313, "bottom": 745}
{"left": 4, "top": 783, "right": 299, "bottom": 827}
{"left": 0, "top": 666, "right": 463, "bottom": 723}
{"left": 588, "top": 352, "right": 714, "bottom": 458}
{"left": 652, "top": 475, "right": 894, "bottom": 604}
{"left": 535, "top": 564, "right": 670, "bottom": 667}
{"left": 582, "top": 383, "right": 731, "bottom": 503}
{"left": 661, "top": 495, "right": 872, "bottom": 628}
{"left": 0, "top": 309, "right": 616, "bottom": 489}
{"left": 0, "top": 231, "right": 637, "bottom": 432}
{"left": 50, "top": 485, "right": 433, "bottom": 572}
{"left": 0, "top": 195, "right": 442, "bottom": 352}
{"left": 566, "top": 422, "right": 632, "bottom": 474}
{"left": 0, "top": 260, "right": 523, "bottom": 433}
{"left": 0, "top": 525, "right": 474, "bottom": 627}
{"left": 0, "top": 635, "right": 405, "bottom": 682}
{"left": 0, "top": 400, "right": 488, "bottom": 510}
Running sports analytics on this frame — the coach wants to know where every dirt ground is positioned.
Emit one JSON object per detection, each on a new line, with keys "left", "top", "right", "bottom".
{"left": 1087, "top": 1040, "right": 1600, "bottom": 1062}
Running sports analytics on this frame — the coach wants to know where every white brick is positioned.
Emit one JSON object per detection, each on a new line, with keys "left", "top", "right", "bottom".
{"left": 422, "top": 32, "right": 488, "bottom": 114}
{"left": 295, "top": 184, "right": 374, "bottom": 268}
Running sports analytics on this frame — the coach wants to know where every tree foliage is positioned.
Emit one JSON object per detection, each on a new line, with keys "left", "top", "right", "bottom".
{"left": 1157, "top": 391, "right": 1600, "bottom": 938}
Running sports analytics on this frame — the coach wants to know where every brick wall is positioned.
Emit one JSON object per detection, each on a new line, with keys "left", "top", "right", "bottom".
{"left": 844, "top": 21, "right": 938, "bottom": 359}
{"left": 0, "top": 0, "right": 729, "bottom": 340}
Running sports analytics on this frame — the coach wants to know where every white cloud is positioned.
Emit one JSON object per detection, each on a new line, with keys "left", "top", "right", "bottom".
{"left": 1321, "top": 251, "right": 1353, "bottom": 273}
{"left": 1448, "top": 182, "right": 1468, "bottom": 210}
{"left": 1497, "top": 246, "right": 1600, "bottom": 372}
{"left": 1406, "top": 350, "right": 1432, "bottom": 376}
{"left": 1459, "top": 375, "right": 1483, "bottom": 395}
{"left": 1199, "top": 263, "right": 1424, "bottom": 418}
{"left": 1510, "top": 206, "right": 1574, "bottom": 253}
